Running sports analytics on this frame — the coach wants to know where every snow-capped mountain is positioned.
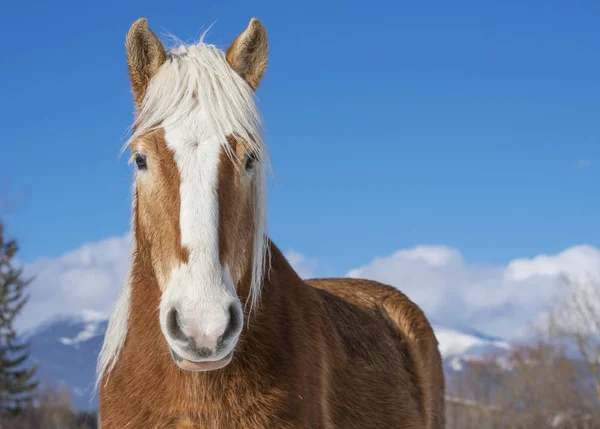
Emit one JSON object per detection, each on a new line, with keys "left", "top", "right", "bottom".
{"left": 23, "top": 311, "right": 108, "bottom": 411}
{"left": 22, "top": 311, "right": 512, "bottom": 410}
{"left": 432, "top": 324, "right": 512, "bottom": 372}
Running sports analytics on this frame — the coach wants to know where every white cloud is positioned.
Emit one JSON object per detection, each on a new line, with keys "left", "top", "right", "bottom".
{"left": 346, "top": 245, "right": 600, "bottom": 340}
{"left": 284, "top": 249, "right": 317, "bottom": 279}
{"left": 19, "top": 235, "right": 131, "bottom": 331}
{"left": 16, "top": 232, "right": 600, "bottom": 343}
{"left": 17, "top": 239, "right": 316, "bottom": 331}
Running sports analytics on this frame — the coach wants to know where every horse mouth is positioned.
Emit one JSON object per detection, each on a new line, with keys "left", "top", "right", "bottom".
{"left": 170, "top": 348, "right": 233, "bottom": 372}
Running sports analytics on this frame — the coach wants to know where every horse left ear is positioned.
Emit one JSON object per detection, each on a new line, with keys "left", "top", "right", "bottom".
{"left": 226, "top": 18, "right": 268, "bottom": 90}
{"left": 125, "top": 18, "right": 166, "bottom": 105}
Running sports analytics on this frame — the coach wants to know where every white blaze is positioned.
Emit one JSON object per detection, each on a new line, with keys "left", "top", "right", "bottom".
{"left": 159, "top": 114, "right": 237, "bottom": 345}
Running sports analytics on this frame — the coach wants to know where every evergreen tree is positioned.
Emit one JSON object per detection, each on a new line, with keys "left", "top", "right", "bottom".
{"left": 0, "top": 222, "right": 37, "bottom": 416}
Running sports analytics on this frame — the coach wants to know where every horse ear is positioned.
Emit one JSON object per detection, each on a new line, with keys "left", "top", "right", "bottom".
{"left": 125, "top": 18, "right": 166, "bottom": 104}
{"left": 226, "top": 18, "right": 268, "bottom": 90}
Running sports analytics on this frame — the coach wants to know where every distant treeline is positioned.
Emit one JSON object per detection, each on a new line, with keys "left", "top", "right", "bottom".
{"left": 0, "top": 386, "right": 97, "bottom": 429}
{"left": 445, "top": 339, "right": 600, "bottom": 429}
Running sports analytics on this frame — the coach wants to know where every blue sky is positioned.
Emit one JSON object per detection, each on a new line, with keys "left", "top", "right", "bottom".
{"left": 1, "top": 0, "right": 598, "bottom": 279}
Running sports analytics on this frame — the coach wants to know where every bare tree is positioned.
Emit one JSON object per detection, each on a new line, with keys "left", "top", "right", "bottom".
{"left": 0, "top": 384, "right": 97, "bottom": 429}
{"left": 548, "top": 275, "right": 600, "bottom": 401}
{"left": 446, "top": 341, "right": 600, "bottom": 428}
{"left": 34, "top": 385, "right": 76, "bottom": 429}
{"left": 500, "top": 341, "right": 596, "bottom": 428}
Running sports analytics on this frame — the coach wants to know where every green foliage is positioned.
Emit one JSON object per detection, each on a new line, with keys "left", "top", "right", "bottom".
{"left": 0, "top": 222, "right": 37, "bottom": 416}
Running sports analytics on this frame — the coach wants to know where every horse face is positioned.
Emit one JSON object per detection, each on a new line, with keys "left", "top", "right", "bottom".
{"left": 125, "top": 18, "right": 268, "bottom": 371}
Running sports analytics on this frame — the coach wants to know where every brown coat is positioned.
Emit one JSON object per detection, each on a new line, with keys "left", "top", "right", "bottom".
{"left": 99, "top": 241, "right": 445, "bottom": 428}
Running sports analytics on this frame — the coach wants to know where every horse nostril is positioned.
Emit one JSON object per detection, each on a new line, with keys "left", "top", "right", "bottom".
{"left": 167, "top": 309, "right": 187, "bottom": 341}
{"left": 220, "top": 304, "right": 242, "bottom": 344}
{"left": 166, "top": 304, "right": 242, "bottom": 352}
{"left": 175, "top": 310, "right": 186, "bottom": 328}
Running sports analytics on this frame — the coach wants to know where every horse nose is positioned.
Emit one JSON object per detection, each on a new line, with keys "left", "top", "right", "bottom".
{"left": 166, "top": 304, "right": 241, "bottom": 351}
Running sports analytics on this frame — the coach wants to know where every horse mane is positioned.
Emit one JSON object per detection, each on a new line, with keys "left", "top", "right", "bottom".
{"left": 97, "top": 34, "right": 270, "bottom": 390}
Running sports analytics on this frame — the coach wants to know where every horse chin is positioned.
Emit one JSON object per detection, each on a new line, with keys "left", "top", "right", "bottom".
{"left": 170, "top": 348, "right": 233, "bottom": 372}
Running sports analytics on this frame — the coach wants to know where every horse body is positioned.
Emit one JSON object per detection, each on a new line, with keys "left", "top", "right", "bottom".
{"left": 98, "top": 16, "right": 445, "bottom": 428}
{"left": 100, "top": 243, "right": 444, "bottom": 428}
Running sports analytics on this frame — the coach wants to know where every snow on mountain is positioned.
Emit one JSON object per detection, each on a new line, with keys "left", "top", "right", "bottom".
{"left": 23, "top": 311, "right": 108, "bottom": 410}
{"left": 57, "top": 311, "right": 106, "bottom": 346}
{"left": 432, "top": 324, "right": 512, "bottom": 373}
{"left": 433, "top": 324, "right": 511, "bottom": 357}
{"left": 21, "top": 311, "right": 511, "bottom": 410}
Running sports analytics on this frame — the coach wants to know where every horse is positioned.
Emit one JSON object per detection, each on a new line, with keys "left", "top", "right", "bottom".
{"left": 97, "top": 17, "right": 445, "bottom": 428}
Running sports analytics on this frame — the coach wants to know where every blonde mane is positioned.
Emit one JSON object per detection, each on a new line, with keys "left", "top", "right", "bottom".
{"left": 97, "top": 35, "right": 270, "bottom": 389}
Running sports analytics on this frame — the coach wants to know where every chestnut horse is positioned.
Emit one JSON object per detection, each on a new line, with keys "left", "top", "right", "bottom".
{"left": 97, "top": 17, "right": 445, "bottom": 428}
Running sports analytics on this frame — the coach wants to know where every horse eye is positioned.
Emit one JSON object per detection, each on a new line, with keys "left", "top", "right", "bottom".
{"left": 245, "top": 152, "right": 257, "bottom": 171}
{"left": 135, "top": 154, "right": 147, "bottom": 170}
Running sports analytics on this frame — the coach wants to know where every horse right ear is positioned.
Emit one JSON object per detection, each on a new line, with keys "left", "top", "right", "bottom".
{"left": 226, "top": 18, "right": 268, "bottom": 91}
{"left": 125, "top": 18, "right": 166, "bottom": 105}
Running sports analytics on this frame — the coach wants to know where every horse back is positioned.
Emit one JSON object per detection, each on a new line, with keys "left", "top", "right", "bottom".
{"left": 306, "top": 278, "right": 446, "bottom": 429}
